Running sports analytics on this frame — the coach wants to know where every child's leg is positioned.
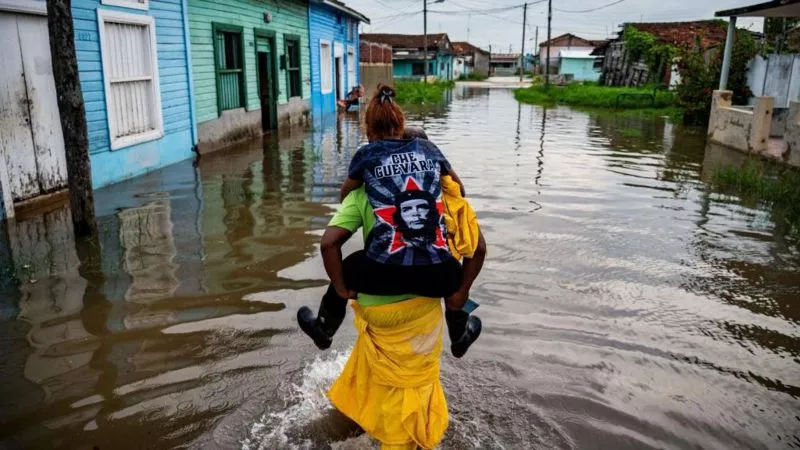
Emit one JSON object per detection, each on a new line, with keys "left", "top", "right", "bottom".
{"left": 297, "top": 284, "right": 348, "bottom": 350}
{"left": 297, "top": 251, "right": 367, "bottom": 350}
{"left": 406, "top": 258, "right": 482, "bottom": 358}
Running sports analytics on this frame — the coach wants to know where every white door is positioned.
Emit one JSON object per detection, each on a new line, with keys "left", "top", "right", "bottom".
{"left": 0, "top": 11, "right": 67, "bottom": 203}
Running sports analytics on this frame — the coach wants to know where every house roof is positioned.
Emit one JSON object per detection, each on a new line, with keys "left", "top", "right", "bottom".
{"left": 559, "top": 49, "right": 596, "bottom": 59}
{"left": 311, "top": 0, "right": 370, "bottom": 24}
{"left": 538, "top": 33, "right": 596, "bottom": 48}
{"left": 359, "top": 33, "right": 449, "bottom": 49}
{"left": 624, "top": 21, "right": 729, "bottom": 49}
{"left": 716, "top": 0, "right": 800, "bottom": 17}
{"left": 452, "top": 41, "right": 489, "bottom": 56}
{"left": 491, "top": 53, "right": 520, "bottom": 62}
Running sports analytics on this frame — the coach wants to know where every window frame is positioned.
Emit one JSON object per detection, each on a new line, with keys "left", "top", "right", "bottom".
{"left": 320, "top": 39, "right": 333, "bottom": 94}
{"left": 284, "top": 33, "right": 302, "bottom": 99}
{"left": 100, "top": 0, "right": 149, "bottom": 11}
{"left": 97, "top": 8, "right": 163, "bottom": 150}
{"left": 212, "top": 22, "right": 247, "bottom": 115}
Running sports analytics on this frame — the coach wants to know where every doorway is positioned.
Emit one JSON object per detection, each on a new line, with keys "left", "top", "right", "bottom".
{"left": 335, "top": 56, "right": 343, "bottom": 100}
{"left": 255, "top": 31, "right": 278, "bottom": 133}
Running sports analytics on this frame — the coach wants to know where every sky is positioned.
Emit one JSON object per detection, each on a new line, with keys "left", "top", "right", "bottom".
{"left": 346, "top": 0, "right": 765, "bottom": 54}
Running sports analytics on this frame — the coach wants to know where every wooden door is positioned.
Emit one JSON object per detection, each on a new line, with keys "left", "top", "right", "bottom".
{"left": 0, "top": 11, "right": 67, "bottom": 203}
{"left": 256, "top": 35, "right": 277, "bottom": 132}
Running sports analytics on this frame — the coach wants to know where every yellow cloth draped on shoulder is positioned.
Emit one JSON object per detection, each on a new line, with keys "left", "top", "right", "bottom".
{"left": 328, "top": 297, "right": 448, "bottom": 450}
{"left": 327, "top": 175, "right": 479, "bottom": 449}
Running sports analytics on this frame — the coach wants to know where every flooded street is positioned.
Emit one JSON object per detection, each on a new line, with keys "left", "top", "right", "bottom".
{"left": 1, "top": 87, "right": 798, "bottom": 449}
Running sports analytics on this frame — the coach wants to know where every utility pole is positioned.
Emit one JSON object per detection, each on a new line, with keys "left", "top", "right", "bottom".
{"left": 424, "top": 0, "right": 428, "bottom": 81}
{"left": 534, "top": 25, "right": 539, "bottom": 73}
{"left": 520, "top": 3, "right": 527, "bottom": 82}
{"left": 46, "top": 0, "right": 98, "bottom": 237}
{"left": 544, "top": 0, "right": 553, "bottom": 88}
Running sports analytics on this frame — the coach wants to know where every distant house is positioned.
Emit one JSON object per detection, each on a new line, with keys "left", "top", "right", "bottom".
{"left": 360, "top": 33, "right": 454, "bottom": 81}
{"left": 559, "top": 50, "right": 600, "bottom": 82}
{"left": 308, "top": 0, "right": 369, "bottom": 119}
{"left": 596, "top": 21, "right": 729, "bottom": 87}
{"left": 538, "top": 33, "right": 598, "bottom": 73}
{"left": 452, "top": 41, "right": 490, "bottom": 78}
{"left": 490, "top": 53, "right": 520, "bottom": 75}
{"left": 188, "top": 0, "right": 311, "bottom": 154}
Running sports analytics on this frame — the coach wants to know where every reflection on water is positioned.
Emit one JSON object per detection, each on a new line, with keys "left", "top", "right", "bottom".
{"left": 0, "top": 88, "right": 798, "bottom": 449}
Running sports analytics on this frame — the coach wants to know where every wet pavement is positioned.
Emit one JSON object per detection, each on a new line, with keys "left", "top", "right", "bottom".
{"left": 1, "top": 87, "right": 798, "bottom": 449}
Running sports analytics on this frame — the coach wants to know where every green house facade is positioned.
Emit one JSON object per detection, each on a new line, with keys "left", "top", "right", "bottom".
{"left": 188, "top": 0, "right": 311, "bottom": 154}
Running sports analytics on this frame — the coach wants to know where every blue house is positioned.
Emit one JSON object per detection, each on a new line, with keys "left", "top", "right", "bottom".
{"left": 0, "top": 0, "right": 195, "bottom": 219}
{"left": 75, "top": 0, "right": 196, "bottom": 188}
{"left": 309, "top": 0, "right": 369, "bottom": 119}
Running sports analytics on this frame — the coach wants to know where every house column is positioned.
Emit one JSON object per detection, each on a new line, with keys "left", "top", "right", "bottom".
{"left": 719, "top": 16, "right": 737, "bottom": 90}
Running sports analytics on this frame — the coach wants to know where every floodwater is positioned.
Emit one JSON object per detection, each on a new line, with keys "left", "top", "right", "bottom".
{"left": 1, "top": 87, "right": 798, "bottom": 449}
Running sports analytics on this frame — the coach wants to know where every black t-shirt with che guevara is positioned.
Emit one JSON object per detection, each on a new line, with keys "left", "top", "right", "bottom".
{"left": 348, "top": 138, "right": 454, "bottom": 266}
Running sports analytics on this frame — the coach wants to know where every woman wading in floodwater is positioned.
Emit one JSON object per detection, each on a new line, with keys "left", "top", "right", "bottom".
{"left": 297, "top": 85, "right": 487, "bottom": 449}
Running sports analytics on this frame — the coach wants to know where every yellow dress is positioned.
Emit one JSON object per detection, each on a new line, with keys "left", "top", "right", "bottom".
{"left": 328, "top": 297, "right": 448, "bottom": 450}
{"left": 327, "top": 175, "right": 480, "bottom": 449}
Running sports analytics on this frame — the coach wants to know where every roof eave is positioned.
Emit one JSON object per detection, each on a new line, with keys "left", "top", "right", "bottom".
{"left": 317, "top": 0, "right": 370, "bottom": 24}
{"left": 715, "top": 0, "right": 800, "bottom": 17}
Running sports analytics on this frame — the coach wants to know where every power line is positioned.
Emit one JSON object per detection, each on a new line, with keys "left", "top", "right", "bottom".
{"left": 554, "top": 0, "right": 626, "bottom": 13}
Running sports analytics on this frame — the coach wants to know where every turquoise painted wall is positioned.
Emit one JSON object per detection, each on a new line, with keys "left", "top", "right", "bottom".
{"left": 393, "top": 56, "right": 452, "bottom": 79}
{"left": 188, "top": 0, "right": 310, "bottom": 124}
{"left": 559, "top": 58, "right": 599, "bottom": 82}
{"left": 72, "top": 0, "right": 195, "bottom": 188}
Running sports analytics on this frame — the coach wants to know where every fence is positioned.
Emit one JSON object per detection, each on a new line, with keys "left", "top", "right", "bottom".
{"left": 747, "top": 54, "right": 800, "bottom": 108}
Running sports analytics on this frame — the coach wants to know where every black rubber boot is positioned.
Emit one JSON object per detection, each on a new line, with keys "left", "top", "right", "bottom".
{"left": 297, "top": 287, "right": 347, "bottom": 350}
{"left": 445, "top": 309, "right": 482, "bottom": 358}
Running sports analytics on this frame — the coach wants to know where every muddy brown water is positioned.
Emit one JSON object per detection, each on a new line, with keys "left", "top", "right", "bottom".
{"left": 1, "top": 87, "right": 798, "bottom": 449}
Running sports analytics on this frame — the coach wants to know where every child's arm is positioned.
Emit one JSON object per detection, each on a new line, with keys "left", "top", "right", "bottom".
{"left": 340, "top": 177, "right": 363, "bottom": 202}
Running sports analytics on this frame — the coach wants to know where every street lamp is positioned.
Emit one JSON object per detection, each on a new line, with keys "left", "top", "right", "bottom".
{"left": 424, "top": 0, "right": 445, "bottom": 81}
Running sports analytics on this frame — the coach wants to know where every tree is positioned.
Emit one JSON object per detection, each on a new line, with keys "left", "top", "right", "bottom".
{"left": 764, "top": 18, "right": 800, "bottom": 53}
{"left": 46, "top": 0, "right": 98, "bottom": 237}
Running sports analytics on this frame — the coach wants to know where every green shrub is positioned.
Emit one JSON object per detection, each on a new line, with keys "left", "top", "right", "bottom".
{"left": 713, "top": 159, "right": 800, "bottom": 236}
{"left": 514, "top": 83, "right": 675, "bottom": 109}
{"left": 395, "top": 80, "right": 454, "bottom": 104}
{"left": 675, "top": 28, "right": 757, "bottom": 125}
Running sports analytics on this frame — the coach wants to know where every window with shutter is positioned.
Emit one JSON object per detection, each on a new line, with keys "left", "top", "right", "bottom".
{"left": 212, "top": 23, "right": 246, "bottom": 114}
{"left": 285, "top": 35, "right": 302, "bottom": 98}
{"left": 320, "top": 40, "right": 333, "bottom": 94}
{"left": 98, "top": 10, "right": 163, "bottom": 150}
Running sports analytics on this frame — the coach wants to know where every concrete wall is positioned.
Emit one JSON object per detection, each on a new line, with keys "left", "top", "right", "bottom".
{"left": 473, "top": 51, "right": 489, "bottom": 77}
{"left": 73, "top": 0, "right": 196, "bottom": 188}
{"left": 784, "top": 101, "right": 800, "bottom": 166}
{"left": 188, "top": 0, "right": 310, "bottom": 153}
{"left": 708, "top": 90, "right": 774, "bottom": 154}
{"left": 360, "top": 63, "right": 393, "bottom": 102}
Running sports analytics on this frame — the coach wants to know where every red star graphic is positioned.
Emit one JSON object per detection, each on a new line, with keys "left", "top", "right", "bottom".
{"left": 374, "top": 177, "right": 448, "bottom": 254}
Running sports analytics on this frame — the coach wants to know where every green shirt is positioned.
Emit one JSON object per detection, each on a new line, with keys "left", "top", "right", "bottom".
{"left": 328, "top": 187, "right": 416, "bottom": 307}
